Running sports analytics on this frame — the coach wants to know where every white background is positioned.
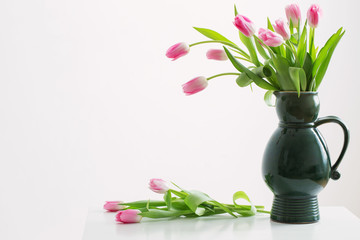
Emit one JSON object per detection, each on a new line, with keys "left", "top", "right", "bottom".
{"left": 0, "top": 0, "right": 359, "bottom": 239}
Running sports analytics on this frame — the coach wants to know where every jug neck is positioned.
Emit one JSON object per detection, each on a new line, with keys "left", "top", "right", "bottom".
{"left": 274, "top": 91, "right": 320, "bottom": 124}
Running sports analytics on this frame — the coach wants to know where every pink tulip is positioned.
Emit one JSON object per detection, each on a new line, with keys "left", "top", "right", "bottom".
{"left": 285, "top": 4, "right": 301, "bottom": 27}
{"left": 274, "top": 19, "right": 290, "bottom": 40}
{"left": 258, "top": 28, "right": 284, "bottom": 47}
{"left": 206, "top": 49, "right": 228, "bottom": 61}
{"left": 307, "top": 4, "right": 322, "bottom": 28}
{"left": 104, "top": 201, "right": 125, "bottom": 212}
{"left": 115, "top": 209, "right": 142, "bottom": 223}
{"left": 233, "top": 15, "right": 256, "bottom": 37}
{"left": 149, "top": 178, "right": 169, "bottom": 194}
{"left": 166, "top": 42, "right": 190, "bottom": 61}
{"left": 182, "top": 76, "right": 208, "bottom": 96}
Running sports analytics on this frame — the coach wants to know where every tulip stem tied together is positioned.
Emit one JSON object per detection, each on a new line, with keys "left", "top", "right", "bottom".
{"left": 166, "top": 3, "right": 344, "bottom": 105}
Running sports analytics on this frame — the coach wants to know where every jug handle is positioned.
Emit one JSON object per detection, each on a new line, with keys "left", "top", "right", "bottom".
{"left": 314, "top": 116, "right": 350, "bottom": 180}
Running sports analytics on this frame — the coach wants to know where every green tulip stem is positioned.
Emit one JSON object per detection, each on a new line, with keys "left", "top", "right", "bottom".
{"left": 225, "top": 206, "right": 271, "bottom": 215}
{"left": 284, "top": 42, "right": 297, "bottom": 57}
{"left": 169, "top": 189, "right": 187, "bottom": 198}
{"left": 189, "top": 40, "right": 250, "bottom": 60}
{"left": 253, "top": 36, "right": 275, "bottom": 57}
{"left": 235, "top": 56, "right": 253, "bottom": 63}
{"left": 309, "top": 27, "right": 315, "bottom": 59}
{"left": 207, "top": 72, "right": 241, "bottom": 81}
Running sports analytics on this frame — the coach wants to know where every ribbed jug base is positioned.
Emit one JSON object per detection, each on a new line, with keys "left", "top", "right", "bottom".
{"left": 271, "top": 196, "right": 320, "bottom": 223}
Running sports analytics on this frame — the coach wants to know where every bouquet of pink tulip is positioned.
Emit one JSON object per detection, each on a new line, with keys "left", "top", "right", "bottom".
{"left": 166, "top": 4, "right": 344, "bottom": 105}
{"left": 104, "top": 179, "right": 269, "bottom": 223}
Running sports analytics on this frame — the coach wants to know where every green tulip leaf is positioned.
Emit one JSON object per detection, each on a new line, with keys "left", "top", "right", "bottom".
{"left": 286, "top": 46, "right": 295, "bottom": 65}
{"left": 302, "top": 53, "right": 313, "bottom": 89}
{"left": 208, "top": 200, "right": 237, "bottom": 217}
{"left": 289, "top": 67, "right": 307, "bottom": 96}
{"left": 183, "top": 190, "right": 237, "bottom": 217}
{"left": 193, "top": 27, "right": 236, "bottom": 46}
{"left": 312, "top": 28, "right": 343, "bottom": 77}
{"left": 264, "top": 90, "right": 275, "bottom": 107}
{"left": 169, "top": 189, "right": 188, "bottom": 198}
{"left": 234, "top": 4, "right": 238, "bottom": 16}
{"left": 236, "top": 73, "right": 252, "bottom": 87}
{"left": 289, "top": 18, "right": 294, "bottom": 36}
{"left": 239, "top": 32, "right": 260, "bottom": 66}
{"left": 233, "top": 191, "right": 256, "bottom": 216}
{"left": 184, "top": 190, "right": 212, "bottom": 214}
{"left": 170, "top": 182, "right": 188, "bottom": 193}
{"left": 236, "top": 67, "right": 273, "bottom": 88}
{"left": 164, "top": 190, "right": 172, "bottom": 210}
{"left": 271, "top": 55, "right": 295, "bottom": 90}
{"left": 253, "top": 66, "right": 272, "bottom": 78}
{"left": 297, "top": 22, "right": 307, "bottom": 67}
{"left": 267, "top": 17, "right": 274, "bottom": 31}
{"left": 224, "top": 47, "right": 278, "bottom": 91}
{"left": 139, "top": 209, "right": 192, "bottom": 218}
{"left": 120, "top": 200, "right": 166, "bottom": 208}
{"left": 309, "top": 27, "right": 316, "bottom": 61}
{"left": 171, "top": 199, "right": 191, "bottom": 210}
{"left": 254, "top": 38, "right": 270, "bottom": 60}
{"left": 280, "top": 45, "right": 286, "bottom": 58}
{"left": 312, "top": 28, "right": 345, "bottom": 91}
{"left": 290, "top": 33, "right": 298, "bottom": 45}
{"left": 265, "top": 64, "right": 280, "bottom": 88}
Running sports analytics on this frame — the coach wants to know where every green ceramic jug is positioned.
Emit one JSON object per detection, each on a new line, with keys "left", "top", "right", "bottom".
{"left": 262, "top": 91, "right": 349, "bottom": 223}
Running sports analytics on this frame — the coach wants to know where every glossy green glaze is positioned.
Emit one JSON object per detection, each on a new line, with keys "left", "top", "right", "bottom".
{"left": 262, "top": 91, "right": 349, "bottom": 223}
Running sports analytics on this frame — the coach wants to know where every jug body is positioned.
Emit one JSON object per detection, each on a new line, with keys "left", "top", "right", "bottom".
{"left": 262, "top": 92, "right": 349, "bottom": 223}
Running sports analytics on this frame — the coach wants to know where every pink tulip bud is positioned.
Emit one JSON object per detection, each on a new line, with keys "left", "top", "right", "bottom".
{"left": 149, "top": 178, "right": 169, "bottom": 194}
{"left": 166, "top": 42, "right": 190, "bottom": 61}
{"left": 274, "top": 19, "right": 290, "bottom": 40}
{"left": 233, "top": 15, "right": 256, "bottom": 37}
{"left": 115, "top": 209, "right": 142, "bottom": 223}
{"left": 182, "top": 76, "right": 208, "bottom": 96}
{"left": 206, "top": 49, "right": 228, "bottom": 61}
{"left": 307, "top": 4, "right": 322, "bottom": 28}
{"left": 285, "top": 4, "right": 301, "bottom": 28}
{"left": 258, "top": 28, "right": 284, "bottom": 47}
{"left": 104, "top": 201, "right": 126, "bottom": 212}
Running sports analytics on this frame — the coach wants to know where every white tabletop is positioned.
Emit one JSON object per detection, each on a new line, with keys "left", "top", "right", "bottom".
{"left": 82, "top": 207, "right": 360, "bottom": 240}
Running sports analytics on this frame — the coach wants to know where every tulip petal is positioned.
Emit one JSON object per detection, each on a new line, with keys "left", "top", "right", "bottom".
{"left": 166, "top": 42, "right": 190, "bottom": 60}
{"left": 206, "top": 49, "right": 228, "bottom": 61}
{"left": 149, "top": 178, "right": 169, "bottom": 194}
{"left": 234, "top": 15, "right": 256, "bottom": 37}
{"left": 285, "top": 4, "right": 301, "bottom": 28}
{"left": 115, "top": 209, "right": 142, "bottom": 223}
{"left": 307, "top": 4, "right": 322, "bottom": 28}
{"left": 182, "top": 76, "right": 208, "bottom": 96}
